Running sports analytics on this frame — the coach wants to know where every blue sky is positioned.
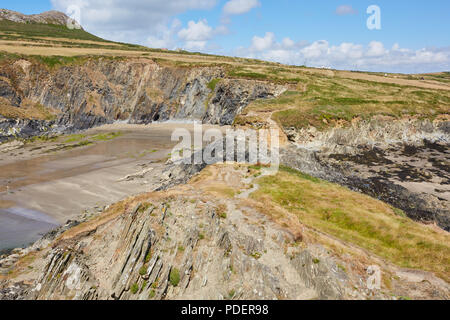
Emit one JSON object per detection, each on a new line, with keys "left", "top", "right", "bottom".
{"left": 1, "top": 0, "right": 449, "bottom": 73}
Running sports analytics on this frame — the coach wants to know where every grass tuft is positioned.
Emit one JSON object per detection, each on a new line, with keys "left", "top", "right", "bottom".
{"left": 169, "top": 268, "right": 181, "bottom": 287}
{"left": 207, "top": 78, "right": 221, "bottom": 91}
{"left": 130, "top": 283, "right": 139, "bottom": 294}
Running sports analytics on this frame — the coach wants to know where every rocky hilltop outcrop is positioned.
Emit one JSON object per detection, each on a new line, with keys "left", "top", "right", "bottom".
{"left": 0, "top": 58, "right": 285, "bottom": 142}
{"left": 0, "top": 9, "right": 80, "bottom": 28}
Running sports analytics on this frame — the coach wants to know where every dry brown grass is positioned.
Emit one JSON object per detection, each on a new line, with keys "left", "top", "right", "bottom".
{"left": 0, "top": 98, "right": 58, "bottom": 120}
{"left": 0, "top": 44, "right": 148, "bottom": 58}
{"left": 58, "top": 199, "right": 127, "bottom": 241}
{"left": 0, "top": 251, "right": 40, "bottom": 281}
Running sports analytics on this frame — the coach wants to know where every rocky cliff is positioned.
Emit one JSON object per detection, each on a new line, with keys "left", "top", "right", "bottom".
{"left": 0, "top": 58, "right": 285, "bottom": 142}
{"left": 281, "top": 118, "right": 450, "bottom": 230}
{"left": 3, "top": 163, "right": 448, "bottom": 300}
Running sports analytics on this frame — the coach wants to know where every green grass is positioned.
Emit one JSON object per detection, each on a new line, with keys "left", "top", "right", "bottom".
{"left": 44, "top": 140, "right": 93, "bottom": 153}
{"left": 130, "top": 283, "right": 139, "bottom": 294}
{"left": 23, "top": 135, "right": 58, "bottom": 144}
{"left": 234, "top": 67, "right": 450, "bottom": 130}
{"left": 232, "top": 71, "right": 268, "bottom": 80}
{"left": 227, "top": 66, "right": 305, "bottom": 84}
{"left": 63, "top": 131, "right": 122, "bottom": 143}
{"left": 0, "top": 20, "right": 108, "bottom": 42}
{"left": 25, "top": 131, "right": 123, "bottom": 153}
{"left": 91, "top": 131, "right": 123, "bottom": 141}
{"left": 403, "top": 72, "right": 450, "bottom": 85}
{"left": 250, "top": 252, "right": 262, "bottom": 260}
{"left": 139, "top": 266, "right": 147, "bottom": 276}
{"left": 138, "top": 202, "right": 152, "bottom": 214}
{"left": 144, "top": 251, "right": 153, "bottom": 263}
{"left": 207, "top": 78, "right": 221, "bottom": 91}
{"left": 169, "top": 268, "right": 181, "bottom": 287}
{"left": 271, "top": 78, "right": 449, "bottom": 129}
{"left": 216, "top": 205, "right": 227, "bottom": 219}
{"left": 32, "top": 55, "right": 87, "bottom": 68}
{"left": 0, "top": 52, "right": 127, "bottom": 69}
{"left": 251, "top": 166, "right": 450, "bottom": 281}
{"left": 64, "top": 133, "right": 86, "bottom": 143}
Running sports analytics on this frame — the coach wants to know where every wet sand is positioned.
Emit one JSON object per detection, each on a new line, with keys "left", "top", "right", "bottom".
{"left": 0, "top": 207, "right": 58, "bottom": 253}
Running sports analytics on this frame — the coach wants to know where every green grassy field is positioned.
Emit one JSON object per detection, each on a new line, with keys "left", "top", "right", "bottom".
{"left": 237, "top": 70, "right": 450, "bottom": 130}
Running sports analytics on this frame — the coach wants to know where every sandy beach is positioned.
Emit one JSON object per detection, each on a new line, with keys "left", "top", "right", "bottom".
{"left": 0, "top": 123, "right": 225, "bottom": 251}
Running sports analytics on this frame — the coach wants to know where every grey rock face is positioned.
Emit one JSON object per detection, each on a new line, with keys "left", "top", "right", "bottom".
{"left": 0, "top": 117, "right": 55, "bottom": 143}
{"left": 25, "top": 198, "right": 346, "bottom": 300}
{"left": 290, "top": 250, "right": 346, "bottom": 300}
{"left": 204, "top": 79, "right": 282, "bottom": 125}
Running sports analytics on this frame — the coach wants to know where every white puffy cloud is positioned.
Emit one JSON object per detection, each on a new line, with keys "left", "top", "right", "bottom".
{"left": 237, "top": 32, "right": 450, "bottom": 73}
{"left": 335, "top": 5, "right": 358, "bottom": 15}
{"left": 251, "top": 32, "right": 275, "bottom": 51}
{"left": 51, "top": 0, "right": 217, "bottom": 46}
{"left": 177, "top": 19, "right": 228, "bottom": 50}
{"left": 223, "top": 0, "right": 260, "bottom": 16}
{"left": 333, "top": 42, "right": 364, "bottom": 60}
{"left": 282, "top": 37, "right": 295, "bottom": 48}
{"left": 147, "top": 19, "right": 182, "bottom": 49}
{"left": 178, "top": 19, "right": 213, "bottom": 42}
{"left": 301, "top": 40, "right": 329, "bottom": 59}
{"left": 178, "top": 19, "right": 214, "bottom": 50}
{"left": 366, "top": 41, "right": 386, "bottom": 57}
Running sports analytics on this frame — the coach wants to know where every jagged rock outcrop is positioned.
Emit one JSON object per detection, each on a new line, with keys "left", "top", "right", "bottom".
{"left": 0, "top": 118, "right": 57, "bottom": 141}
{"left": 0, "top": 58, "right": 285, "bottom": 142}
{"left": 0, "top": 9, "right": 81, "bottom": 28}
{"left": 283, "top": 117, "right": 449, "bottom": 154}
{"left": 11, "top": 199, "right": 343, "bottom": 300}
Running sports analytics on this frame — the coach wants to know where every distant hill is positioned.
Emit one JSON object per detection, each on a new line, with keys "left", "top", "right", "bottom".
{"left": 0, "top": 8, "right": 119, "bottom": 43}
{"left": 0, "top": 9, "right": 81, "bottom": 28}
